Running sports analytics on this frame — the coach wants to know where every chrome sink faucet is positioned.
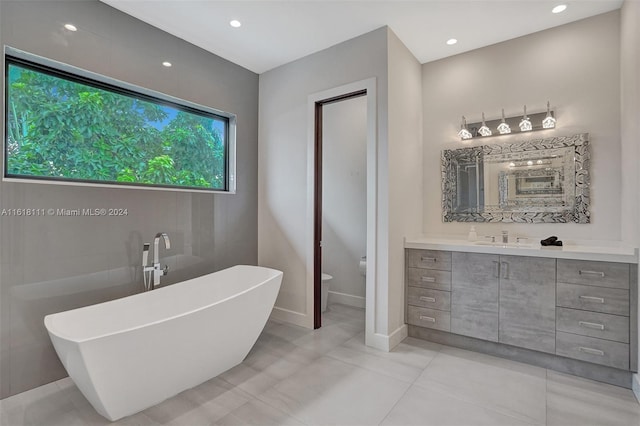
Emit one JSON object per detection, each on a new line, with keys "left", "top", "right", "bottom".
{"left": 142, "top": 233, "right": 171, "bottom": 291}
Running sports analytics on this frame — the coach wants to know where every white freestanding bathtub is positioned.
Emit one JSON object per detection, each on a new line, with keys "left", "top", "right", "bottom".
{"left": 44, "top": 265, "right": 283, "bottom": 421}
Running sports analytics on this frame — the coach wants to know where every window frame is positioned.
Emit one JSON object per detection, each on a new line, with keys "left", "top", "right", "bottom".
{"left": 3, "top": 46, "right": 237, "bottom": 194}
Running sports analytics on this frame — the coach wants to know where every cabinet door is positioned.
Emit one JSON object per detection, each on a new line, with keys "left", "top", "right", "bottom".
{"left": 499, "top": 255, "right": 556, "bottom": 353}
{"left": 451, "top": 252, "right": 499, "bottom": 342}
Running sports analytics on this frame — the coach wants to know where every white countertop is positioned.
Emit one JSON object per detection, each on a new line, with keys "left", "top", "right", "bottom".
{"left": 404, "top": 237, "right": 639, "bottom": 264}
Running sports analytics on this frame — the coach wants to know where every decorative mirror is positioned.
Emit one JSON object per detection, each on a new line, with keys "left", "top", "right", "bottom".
{"left": 442, "top": 133, "right": 590, "bottom": 223}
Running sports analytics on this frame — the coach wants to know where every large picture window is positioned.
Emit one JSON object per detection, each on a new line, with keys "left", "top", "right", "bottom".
{"left": 4, "top": 48, "right": 236, "bottom": 192}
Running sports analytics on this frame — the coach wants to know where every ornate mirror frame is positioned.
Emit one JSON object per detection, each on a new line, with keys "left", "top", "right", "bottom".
{"left": 442, "top": 133, "right": 590, "bottom": 223}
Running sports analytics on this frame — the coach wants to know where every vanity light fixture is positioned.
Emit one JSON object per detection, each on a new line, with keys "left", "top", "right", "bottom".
{"left": 457, "top": 102, "right": 557, "bottom": 140}
{"left": 478, "top": 112, "right": 492, "bottom": 137}
{"left": 497, "top": 109, "right": 511, "bottom": 134}
{"left": 458, "top": 116, "right": 473, "bottom": 140}
{"left": 64, "top": 23, "right": 77, "bottom": 31}
{"left": 519, "top": 105, "right": 532, "bottom": 132}
{"left": 542, "top": 101, "right": 557, "bottom": 129}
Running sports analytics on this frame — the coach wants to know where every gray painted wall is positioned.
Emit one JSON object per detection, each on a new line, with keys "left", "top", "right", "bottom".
{"left": 0, "top": 0, "right": 258, "bottom": 398}
{"left": 258, "top": 27, "right": 389, "bottom": 329}
{"left": 422, "top": 11, "right": 621, "bottom": 242}
{"left": 620, "top": 0, "right": 640, "bottom": 390}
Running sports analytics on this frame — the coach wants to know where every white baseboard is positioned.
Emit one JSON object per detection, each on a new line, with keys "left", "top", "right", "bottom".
{"left": 270, "top": 306, "right": 312, "bottom": 329}
{"left": 388, "top": 324, "right": 409, "bottom": 350}
{"left": 327, "top": 291, "right": 365, "bottom": 309}
{"left": 365, "top": 324, "right": 408, "bottom": 352}
{"left": 633, "top": 373, "right": 640, "bottom": 404}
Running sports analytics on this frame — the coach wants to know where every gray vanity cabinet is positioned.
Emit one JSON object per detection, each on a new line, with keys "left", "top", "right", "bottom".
{"left": 451, "top": 252, "right": 499, "bottom": 341}
{"left": 499, "top": 255, "right": 556, "bottom": 353}
{"left": 405, "top": 250, "right": 452, "bottom": 332}
{"left": 406, "top": 246, "right": 637, "bottom": 386}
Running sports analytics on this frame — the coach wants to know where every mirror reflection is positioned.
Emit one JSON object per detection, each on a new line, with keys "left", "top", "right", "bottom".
{"left": 442, "top": 134, "right": 589, "bottom": 223}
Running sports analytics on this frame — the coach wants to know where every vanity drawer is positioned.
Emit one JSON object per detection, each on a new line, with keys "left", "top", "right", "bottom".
{"left": 407, "top": 287, "right": 451, "bottom": 311}
{"left": 556, "top": 282, "right": 629, "bottom": 316}
{"left": 556, "top": 307, "right": 629, "bottom": 343}
{"left": 407, "top": 249, "right": 451, "bottom": 271}
{"left": 407, "top": 268, "right": 451, "bottom": 291}
{"left": 407, "top": 306, "right": 450, "bottom": 331}
{"left": 556, "top": 331, "right": 629, "bottom": 370}
{"left": 557, "top": 259, "right": 629, "bottom": 289}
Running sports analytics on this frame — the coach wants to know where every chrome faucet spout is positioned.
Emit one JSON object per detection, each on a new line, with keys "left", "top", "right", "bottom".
{"left": 142, "top": 232, "right": 171, "bottom": 291}
{"left": 153, "top": 232, "right": 171, "bottom": 264}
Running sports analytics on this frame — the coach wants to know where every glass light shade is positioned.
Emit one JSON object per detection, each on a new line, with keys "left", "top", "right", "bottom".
{"left": 519, "top": 118, "right": 532, "bottom": 132}
{"left": 478, "top": 112, "right": 492, "bottom": 136}
{"left": 543, "top": 101, "right": 556, "bottom": 128}
{"left": 458, "top": 116, "right": 472, "bottom": 140}
{"left": 458, "top": 128, "right": 472, "bottom": 140}
{"left": 519, "top": 105, "right": 532, "bottom": 132}
{"left": 498, "top": 109, "right": 511, "bottom": 134}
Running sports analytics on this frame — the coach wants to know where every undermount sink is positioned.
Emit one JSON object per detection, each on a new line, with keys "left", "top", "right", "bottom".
{"left": 474, "top": 241, "right": 534, "bottom": 248}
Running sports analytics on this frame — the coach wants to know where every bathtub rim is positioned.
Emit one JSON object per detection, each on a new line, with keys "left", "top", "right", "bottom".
{"left": 44, "top": 265, "right": 283, "bottom": 344}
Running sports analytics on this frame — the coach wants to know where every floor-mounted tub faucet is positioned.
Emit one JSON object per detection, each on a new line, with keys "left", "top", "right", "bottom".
{"left": 142, "top": 233, "right": 171, "bottom": 291}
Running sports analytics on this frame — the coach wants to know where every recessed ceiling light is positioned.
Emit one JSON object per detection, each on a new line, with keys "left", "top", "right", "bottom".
{"left": 162, "top": 61, "right": 172, "bottom": 67}
{"left": 64, "top": 23, "right": 77, "bottom": 32}
{"left": 552, "top": 4, "right": 567, "bottom": 14}
{"left": 446, "top": 38, "right": 458, "bottom": 45}
{"left": 229, "top": 20, "right": 242, "bottom": 28}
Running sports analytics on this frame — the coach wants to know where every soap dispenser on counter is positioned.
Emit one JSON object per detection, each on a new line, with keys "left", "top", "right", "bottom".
{"left": 467, "top": 226, "right": 478, "bottom": 242}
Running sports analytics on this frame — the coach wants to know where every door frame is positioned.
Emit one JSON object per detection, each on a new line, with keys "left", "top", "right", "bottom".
{"left": 306, "top": 78, "right": 377, "bottom": 332}
{"left": 313, "top": 89, "right": 367, "bottom": 328}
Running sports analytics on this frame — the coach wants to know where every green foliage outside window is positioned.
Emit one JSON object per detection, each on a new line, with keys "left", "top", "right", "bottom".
{"left": 6, "top": 61, "right": 227, "bottom": 190}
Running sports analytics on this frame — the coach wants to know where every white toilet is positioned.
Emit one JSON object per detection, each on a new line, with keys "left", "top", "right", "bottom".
{"left": 321, "top": 273, "right": 333, "bottom": 313}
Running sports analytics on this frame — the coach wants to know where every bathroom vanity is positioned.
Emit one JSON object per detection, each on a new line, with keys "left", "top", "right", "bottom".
{"left": 404, "top": 238, "right": 638, "bottom": 387}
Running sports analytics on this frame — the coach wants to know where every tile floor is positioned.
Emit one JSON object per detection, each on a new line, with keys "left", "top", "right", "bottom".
{"left": 1, "top": 303, "right": 639, "bottom": 426}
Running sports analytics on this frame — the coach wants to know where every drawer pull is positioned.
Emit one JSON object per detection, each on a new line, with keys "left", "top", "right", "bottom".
{"left": 419, "top": 315, "right": 436, "bottom": 322}
{"left": 421, "top": 256, "right": 437, "bottom": 262}
{"left": 500, "top": 261, "right": 509, "bottom": 279}
{"left": 492, "top": 260, "right": 499, "bottom": 278}
{"left": 579, "top": 295, "right": 605, "bottom": 303}
{"left": 578, "top": 321, "right": 605, "bottom": 330}
{"left": 578, "top": 347, "right": 605, "bottom": 356}
{"left": 419, "top": 296, "right": 436, "bottom": 303}
{"left": 421, "top": 276, "right": 436, "bottom": 283}
{"left": 579, "top": 270, "right": 605, "bottom": 278}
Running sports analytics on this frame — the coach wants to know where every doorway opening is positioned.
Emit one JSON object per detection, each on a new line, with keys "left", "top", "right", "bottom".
{"left": 313, "top": 90, "right": 367, "bottom": 329}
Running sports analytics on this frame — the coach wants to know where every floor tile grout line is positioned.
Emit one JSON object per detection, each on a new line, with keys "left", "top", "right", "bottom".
{"left": 376, "top": 380, "right": 414, "bottom": 426}
{"left": 375, "top": 340, "right": 445, "bottom": 425}
{"left": 545, "top": 368, "right": 549, "bottom": 426}
{"left": 248, "top": 395, "right": 310, "bottom": 426}
{"left": 417, "top": 378, "right": 544, "bottom": 426}
{"left": 323, "top": 350, "right": 421, "bottom": 385}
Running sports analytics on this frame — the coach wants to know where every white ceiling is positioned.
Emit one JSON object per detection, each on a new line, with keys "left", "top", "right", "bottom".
{"left": 100, "top": 0, "right": 623, "bottom": 74}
